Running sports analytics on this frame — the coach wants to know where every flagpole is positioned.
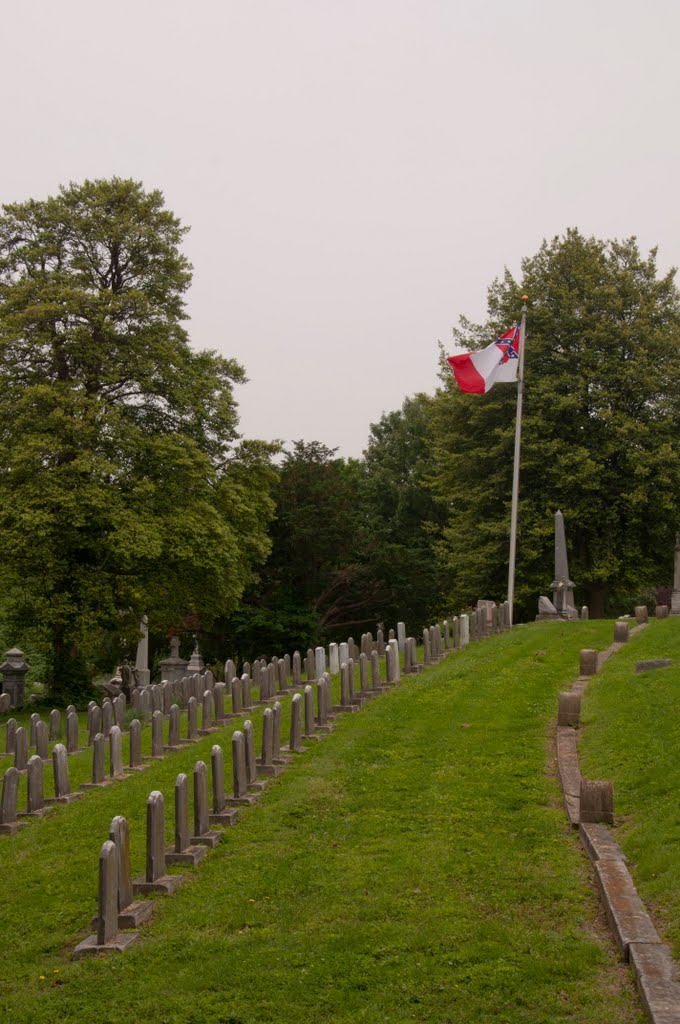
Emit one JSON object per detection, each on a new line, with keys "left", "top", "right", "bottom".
{"left": 507, "top": 296, "right": 528, "bottom": 626}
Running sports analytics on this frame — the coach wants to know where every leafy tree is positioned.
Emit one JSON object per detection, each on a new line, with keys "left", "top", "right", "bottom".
{"left": 429, "top": 230, "right": 680, "bottom": 618}
{"left": 221, "top": 441, "right": 365, "bottom": 659}
{"left": 360, "top": 394, "right": 447, "bottom": 632}
{"left": 0, "top": 178, "right": 276, "bottom": 700}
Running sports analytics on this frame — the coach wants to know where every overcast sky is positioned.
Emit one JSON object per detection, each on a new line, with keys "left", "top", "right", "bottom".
{"left": 3, "top": 0, "right": 678, "bottom": 456}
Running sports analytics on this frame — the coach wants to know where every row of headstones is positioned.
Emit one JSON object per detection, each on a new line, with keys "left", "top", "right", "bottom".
{"left": 75, "top": 634, "right": 429, "bottom": 957}
{"left": 0, "top": 669, "right": 350, "bottom": 837}
{"left": 73, "top": 685, "right": 350, "bottom": 955}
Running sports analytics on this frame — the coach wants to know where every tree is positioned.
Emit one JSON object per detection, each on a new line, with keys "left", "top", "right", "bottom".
{"left": 429, "top": 230, "right": 680, "bottom": 619}
{"left": 0, "top": 178, "right": 276, "bottom": 700}
{"left": 360, "top": 394, "right": 447, "bottom": 632}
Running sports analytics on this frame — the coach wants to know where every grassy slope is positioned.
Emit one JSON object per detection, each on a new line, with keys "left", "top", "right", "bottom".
{"left": 0, "top": 622, "right": 644, "bottom": 1024}
{"left": 579, "top": 617, "right": 680, "bottom": 959}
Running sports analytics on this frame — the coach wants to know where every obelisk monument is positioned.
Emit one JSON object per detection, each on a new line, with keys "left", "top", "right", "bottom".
{"left": 551, "top": 510, "right": 578, "bottom": 619}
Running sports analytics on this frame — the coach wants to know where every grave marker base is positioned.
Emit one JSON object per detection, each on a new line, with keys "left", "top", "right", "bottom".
{"left": 18, "top": 808, "right": 50, "bottom": 819}
{"left": 45, "top": 792, "right": 84, "bottom": 804}
{"left": 332, "top": 705, "right": 359, "bottom": 714}
{"left": 166, "top": 844, "right": 208, "bottom": 867}
{"left": 74, "top": 932, "right": 139, "bottom": 958}
{"left": 133, "top": 874, "right": 184, "bottom": 896}
{"left": 80, "top": 780, "right": 114, "bottom": 790}
{"left": 197, "top": 728, "right": 219, "bottom": 737}
{"left": 0, "top": 821, "right": 24, "bottom": 835}
{"left": 225, "top": 793, "right": 259, "bottom": 806}
{"left": 191, "top": 830, "right": 221, "bottom": 848}
{"left": 92, "top": 900, "right": 153, "bottom": 930}
{"left": 256, "top": 763, "right": 285, "bottom": 778}
{"left": 209, "top": 808, "right": 240, "bottom": 827}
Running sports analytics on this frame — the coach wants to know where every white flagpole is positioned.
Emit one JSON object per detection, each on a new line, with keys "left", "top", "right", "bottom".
{"left": 507, "top": 296, "right": 528, "bottom": 626}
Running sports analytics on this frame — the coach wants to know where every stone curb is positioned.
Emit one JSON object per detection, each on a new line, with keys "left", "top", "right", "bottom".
{"left": 555, "top": 621, "right": 680, "bottom": 1023}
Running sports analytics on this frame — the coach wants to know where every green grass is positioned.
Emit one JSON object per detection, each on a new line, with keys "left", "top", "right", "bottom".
{"left": 579, "top": 616, "right": 680, "bottom": 959}
{"left": 0, "top": 623, "right": 644, "bottom": 1023}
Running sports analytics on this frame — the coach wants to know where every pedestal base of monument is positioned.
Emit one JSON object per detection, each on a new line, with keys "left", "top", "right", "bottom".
{"left": 209, "top": 808, "right": 240, "bottom": 827}
{"left": 92, "top": 900, "right": 154, "bottom": 930}
{"left": 133, "top": 873, "right": 185, "bottom": 896}
{"left": 166, "top": 844, "right": 208, "bottom": 866}
{"left": 74, "top": 931, "right": 139, "bottom": 958}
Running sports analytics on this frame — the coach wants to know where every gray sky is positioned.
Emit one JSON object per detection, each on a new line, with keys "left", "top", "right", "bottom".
{"left": 3, "top": 0, "right": 679, "bottom": 456}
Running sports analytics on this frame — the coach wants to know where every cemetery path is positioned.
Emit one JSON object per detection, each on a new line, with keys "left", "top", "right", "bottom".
{"left": 0, "top": 621, "right": 645, "bottom": 1023}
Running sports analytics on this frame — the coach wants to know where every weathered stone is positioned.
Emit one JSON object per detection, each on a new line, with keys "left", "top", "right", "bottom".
{"left": 581, "top": 606, "right": 589, "bottom": 620}
{"left": 148, "top": 709, "right": 164, "bottom": 760}
{"left": 14, "top": 726, "right": 28, "bottom": 771}
{"left": 0, "top": 766, "right": 21, "bottom": 834}
{"left": 133, "top": 790, "right": 183, "bottom": 895}
{"left": 0, "top": 693, "right": 9, "bottom": 714}
{"left": 579, "top": 649, "right": 598, "bottom": 676}
{"left": 423, "top": 628, "right": 431, "bottom": 666}
{"left": 289, "top": 693, "right": 304, "bottom": 752}
{"left": 243, "top": 720, "right": 262, "bottom": 789}
{"left": 20, "top": 755, "right": 45, "bottom": 817}
{"left": 376, "top": 629, "right": 385, "bottom": 656}
{"left": 359, "top": 652, "right": 369, "bottom": 692}
{"left": 580, "top": 779, "right": 614, "bottom": 824}
{"left": 128, "top": 719, "right": 143, "bottom": 769}
{"left": 656, "top": 604, "right": 670, "bottom": 618}
{"left": 47, "top": 743, "right": 82, "bottom": 803}
{"left": 187, "top": 696, "right": 198, "bottom": 741}
{"left": 105, "top": 815, "right": 153, "bottom": 929}
{"left": 165, "top": 773, "right": 207, "bottom": 867}
{"left": 315, "top": 646, "right": 326, "bottom": 680}
{"left": 459, "top": 614, "right": 470, "bottom": 646}
{"left": 3, "top": 718, "right": 16, "bottom": 757}
{"left": 190, "top": 760, "right": 220, "bottom": 847}
{"left": 388, "top": 639, "right": 400, "bottom": 681}
{"left": 614, "top": 622, "right": 629, "bottom": 644}
{"left": 369, "top": 650, "right": 380, "bottom": 689}
{"left": 231, "top": 676, "right": 243, "bottom": 714}
{"left": 636, "top": 659, "right": 673, "bottom": 672}
{"left": 29, "top": 712, "right": 40, "bottom": 747}
{"left": 213, "top": 682, "right": 227, "bottom": 722}
{"left": 199, "top": 690, "right": 216, "bottom": 735}
{"left": 224, "top": 658, "right": 236, "bottom": 683}
{"left": 227, "top": 730, "right": 259, "bottom": 804}
{"left": 82, "top": 732, "right": 109, "bottom": 787}
{"left": 114, "top": 693, "right": 126, "bottom": 729}
{"left": 277, "top": 658, "right": 288, "bottom": 693}
{"left": 242, "top": 674, "right": 253, "bottom": 709}
{"left": 558, "top": 692, "right": 581, "bottom": 727}
{"left": 304, "top": 685, "right": 316, "bottom": 738}
{"left": 208, "top": 745, "right": 240, "bottom": 827}
{"left": 260, "top": 707, "right": 274, "bottom": 766}
{"left": 66, "top": 710, "right": 79, "bottom": 754}
{"left": 329, "top": 643, "right": 339, "bottom": 675}
{"left": 292, "top": 651, "right": 302, "bottom": 687}
{"left": 0, "top": 648, "right": 28, "bottom": 709}
{"left": 634, "top": 605, "right": 649, "bottom": 624}
{"left": 74, "top": 840, "right": 139, "bottom": 957}
{"left": 46, "top": 708, "right": 60, "bottom": 743}
{"left": 340, "top": 662, "right": 351, "bottom": 707}
{"left": 164, "top": 704, "right": 180, "bottom": 751}
{"left": 101, "top": 700, "right": 114, "bottom": 738}
{"left": 35, "top": 720, "right": 48, "bottom": 760}
{"left": 109, "top": 726, "right": 126, "bottom": 779}
{"left": 87, "top": 705, "right": 102, "bottom": 746}
{"left": 305, "top": 648, "right": 315, "bottom": 681}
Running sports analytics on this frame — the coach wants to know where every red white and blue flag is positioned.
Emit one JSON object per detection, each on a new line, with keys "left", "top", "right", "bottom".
{"left": 447, "top": 324, "right": 520, "bottom": 394}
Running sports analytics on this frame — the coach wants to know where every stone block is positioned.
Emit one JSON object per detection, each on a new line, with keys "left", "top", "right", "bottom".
{"left": 557, "top": 692, "right": 581, "bottom": 728}
{"left": 579, "top": 778, "right": 613, "bottom": 824}
{"left": 636, "top": 659, "right": 673, "bottom": 673}
{"left": 613, "top": 621, "right": 629, "bottom": 644}
{"left": 656, "top": 604, "right": 670, "bottom": 618}
{"left": 634, "top": 605, "right": 649, "bottom": 624}
{"left": 594, "top": 858, "right": 661, "bottom": 957}
{"left": 579, "top": 649, "right": 598, "bottom": 676}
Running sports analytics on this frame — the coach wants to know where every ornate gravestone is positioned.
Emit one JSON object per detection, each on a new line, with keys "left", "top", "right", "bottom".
{"left": 158, "top": 636, "right": 189, "bottom": 685}
{"left": 0, "top": 649, "right": 29, "bottom": 710}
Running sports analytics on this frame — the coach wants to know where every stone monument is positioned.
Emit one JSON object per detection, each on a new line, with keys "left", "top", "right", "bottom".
{"left": 135, "top": 615, "right": 150, "bottom": 686}
{"left": 537, "top": 510, "right": 578, "bottom": 621}
{"left": 0, "top": 648, "right": 29, "bottom": 709}
{"left": 158, "top": 636, "right": 189, "bottom": 685}
{"left": 671, "top": 533, "right": 680, "bottom": 615}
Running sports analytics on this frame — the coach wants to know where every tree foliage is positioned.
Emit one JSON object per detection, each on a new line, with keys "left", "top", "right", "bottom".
{"left": 0, "top": 178, "right": 276, "bottom": 699}
{"left": 429, "top": 229, "right": 680, "bottom": 618}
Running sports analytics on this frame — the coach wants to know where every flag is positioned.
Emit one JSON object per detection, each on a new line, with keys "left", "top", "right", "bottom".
{"left": 447, "top": 324, "right": 520, "bottom": 394}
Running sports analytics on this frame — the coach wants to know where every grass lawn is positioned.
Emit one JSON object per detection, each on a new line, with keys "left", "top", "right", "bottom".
{"left": 0, "top": 622, "right": 645, "bottom": 1023}
{"left": 579, "top": 616, "right": 680, "bottom": 960}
